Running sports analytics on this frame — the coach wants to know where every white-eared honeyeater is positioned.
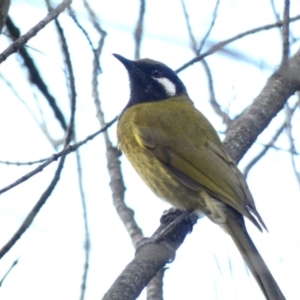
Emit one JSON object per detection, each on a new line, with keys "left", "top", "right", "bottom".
{"left": 114, "top": 54, "right": 285, "bottom": 300}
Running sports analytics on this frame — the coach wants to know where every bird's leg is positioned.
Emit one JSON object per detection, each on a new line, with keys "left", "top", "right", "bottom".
{"left": 136, "top": 209, "right": 195, "bottom": 254}
{"left": 153, "top": 208, "right": 195, "bottom": 240}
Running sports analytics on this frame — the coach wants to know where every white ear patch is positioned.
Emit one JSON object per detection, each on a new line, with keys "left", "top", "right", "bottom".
{"left": 153, "top": 77, "right": 176, "bottom": 96}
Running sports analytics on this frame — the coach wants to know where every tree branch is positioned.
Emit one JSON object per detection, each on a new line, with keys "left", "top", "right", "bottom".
{"left": 102, "top": 210, "right": 197, "bottom": 300}
{"left": 176, "top": 15, "right": 300, "bottom": 73}
{"left": 5, "top": 16, "right": 67, "bottom": 131}
{"left": 224, "top": 47, "right": 300, "bottom": 163}
{"left": 134, "top": 0, "right": 145, "bottom": 59}
{"left": 0, "top": 0, "right": 72, "bottom": 64}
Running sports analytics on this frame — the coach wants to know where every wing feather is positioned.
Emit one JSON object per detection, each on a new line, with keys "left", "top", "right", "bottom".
{"left": 131, "top": 101, "right": 265, "bottom": 230}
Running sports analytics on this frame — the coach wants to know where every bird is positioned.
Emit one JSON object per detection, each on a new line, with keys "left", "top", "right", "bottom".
{"left": 113, "top": 53, "right": 285, "bottom": 300}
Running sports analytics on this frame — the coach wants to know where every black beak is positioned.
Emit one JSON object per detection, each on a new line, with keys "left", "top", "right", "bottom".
{"left": 113, "top": 54, "right": 135, "bottom": 71}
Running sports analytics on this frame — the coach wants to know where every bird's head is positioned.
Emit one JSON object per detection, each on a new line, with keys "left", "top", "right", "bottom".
{"left": 113, "top": 54, "right": 187, "bottom": 109}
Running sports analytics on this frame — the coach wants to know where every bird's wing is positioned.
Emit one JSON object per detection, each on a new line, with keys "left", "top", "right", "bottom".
{"left": 132, "top": 107, "right": 265, "bottom": 230}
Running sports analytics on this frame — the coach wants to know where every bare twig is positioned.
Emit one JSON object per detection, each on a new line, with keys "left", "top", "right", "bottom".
{"left": 285, "top": 101, "right": 300, "bottom": 189}
{"left": 67, "top": 6, "right": 101, "bottom": 73}
{"left": 0, "top": 0, "right": 72, "bottom": 64}
{"left": 85, "top": 0, "right": 144, "bottom": 248}
{"left": 0, "top": 117, "right": 118, "bottom": 195}
{"left": 0, "top": 155, "right": 67, "bottom": 259}
{"left": 197, "top": 0, "right": 220, "bottom": 54}
{"left": 146, "top": 268, "right": 166, "bottom": 300}
{"left": 51, "top": 6, "right": 92, "bottom": 294}
{"left": 181, "top": 0, "right": 229, "bottom": 125}
{"left": 176, "top": 15, "right": 300, "bottom": 73}
{"left": 0, "top": 69, "right": 63, "bottom": 159}
{"left": 0, "top": 0, "right": 10, "bottom": 33}
{"left": 281, "top": 0, "right": 290, "bottom": 64}
{"left": 0, "top": 20, "right": 77, "bottom": 255}
{"left": 243, "top": 100, "right": 298, "bottom": 178}
{"left": 224, "top": 47, "right": 300, "bottom": 163}
{"left": 83, "top": 0, "right": 106, "bottom": 71}
{"left": 0, "top": 159, "right": 47, "bottom": 165}
{"left": 255, "top": 142, "right": 299, "bottom": 154}
{"left": 0, "top": 258, "right": 18, "bottom": 286}
{"left": 244, "top": 124, "right": 284, "bottom": 178}
{"left": 269, "top": 0, "right": 280, "bottom": 22}
{"left": 201, "top": 59, "right": 231, "bottom": 125}
{"left": 180, "top": 0, "right": 197, "bottom": 51}
{"left": 134, "top": 0, "right": 145, "bottom": 59}
{"left": 0, "top": 73, "right": 45, "bottom": 129}
{"left": 75, "top": 145, "right": 91, "bottom": 300}
{"left": 51, "top": 8, "right": 92, "bottom": 298}
{"left": 52, "top": 19, "right": 76, "bottom": 144}
{"left": 5, "top": 16, "right": 67, "bottom": 131}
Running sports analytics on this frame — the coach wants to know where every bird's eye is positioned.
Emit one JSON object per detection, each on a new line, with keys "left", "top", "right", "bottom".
{"left": 152, "top": 70, "right": 162, "bottom": 78}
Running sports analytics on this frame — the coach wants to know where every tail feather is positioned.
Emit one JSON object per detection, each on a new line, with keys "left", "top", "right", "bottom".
{"left": 224, "top": 208, "right": 285, "bottom": 300}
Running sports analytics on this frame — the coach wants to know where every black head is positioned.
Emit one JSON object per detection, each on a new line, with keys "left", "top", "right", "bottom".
{"left": 113, "top": 54, "right": 187, "bottom": 109}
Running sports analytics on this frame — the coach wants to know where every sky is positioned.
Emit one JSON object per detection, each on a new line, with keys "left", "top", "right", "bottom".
{"left": 0, "top": 0, "right": 300, "bottom": 299}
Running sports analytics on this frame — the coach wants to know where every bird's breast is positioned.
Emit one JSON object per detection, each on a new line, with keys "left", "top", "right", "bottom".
{"left": 117, "top": 109, "right": 202, "bottom": 211}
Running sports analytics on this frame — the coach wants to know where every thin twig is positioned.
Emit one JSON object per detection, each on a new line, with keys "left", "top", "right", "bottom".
{"left": 0, "top": 116, "right": 118, "bottom": 195}
{"left": 53, "top": 7, "right": 91, "bottom": 295}
{"left": 0, "top": 72, "right": 44, "bottom": 127}
{"left": 0, "top": 0, "right": 72, "bottom": 64}
{"left": 181, "top": 0, "right": 229, "bottom": 125}
{"left": 134, "top": 0, "right": 145, "bottom": 59}
{"left": 180, "top": 0, "right": 197, "bottom": 51}
{"left": 0, "top": 258, "right": 18, "bottom": 286}
{"left": 75, "top": 144, "right": 91, "bottom": 300}
{"left": 244, "top": 123, "right": 284, "bottom": 178}
{"left": 0, "top": 159, "right": 47, "bottom": 165}
{"left": 0, "top": 155, "right": 67, "bottom": 259}
{"left": 244, "top": 99, "right": 299, "bottom": 178}
{"left": 243, "top": 84, "right": 298, "bottom": 178}
{"left": 0, "top": 67, "right": 63, "bottom": 148}
{"left": 224, "top": 47, "right": 300, "bottom": 163}
{"left": 255, "top": 142, "right": 299, "bottom": 155}
{"left": 52, "top": 18, "right": 76, "bottom": 145}
{"left": 281, "top": 0, "right": 290, "bottom": 65}
{"left": 51, "top": 7, "right": 90, "bottom": 293}
{"left": 67, "top": 6, "right": 101, "bottom": 73}
{"left": 83, "top": 0, "right": 106, "bottom": 71}
{"left": 176, "top": 15, "right": 300, "bottom": 73}
{"left": 52, "top": 8, "right": 92, "bottom": 298}
{"left": 269, "top": 0, "right": 280, "bottom": 22}
{"left": 146, "top": 268, "right": 166, "bottom": 300}
{"left": 197, "top": 0, "right": 220, "bottom": 54}
{"left": 0, "top": 15, "right": 77, "bottom": 255}
{"left": 285, "top": 101, "right": 300, "bottom": 189}
{"left": 201, "top": 59, "right": 231, "bottom": 125}
{"left": 5, "top": 16, "right": 67, "bottom": 131}
{"left": 84, "top": 0, "right": 144, "bottom": 248}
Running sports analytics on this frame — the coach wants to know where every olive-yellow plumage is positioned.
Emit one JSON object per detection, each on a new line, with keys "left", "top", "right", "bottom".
{"left": 114, "top": 54, "right": 285, "bottom": 300}
{"left": 118, "top": 96, "right": 263, "bottom": 226}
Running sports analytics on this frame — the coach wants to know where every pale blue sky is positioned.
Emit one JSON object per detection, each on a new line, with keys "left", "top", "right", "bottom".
{"left": 0, "top": 0, "right": 299, "bottom": 299}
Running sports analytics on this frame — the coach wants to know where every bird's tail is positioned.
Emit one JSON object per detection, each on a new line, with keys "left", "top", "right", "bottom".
{"left": 224, "top": 208, "right": 285, "bottom": 300}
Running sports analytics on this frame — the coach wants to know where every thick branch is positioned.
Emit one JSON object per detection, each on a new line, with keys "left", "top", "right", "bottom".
{"left": 224, "top": 47, "right": 300, "bottom": 163}
{"left": 102, "top": 210, "right": 196, "bottom": 300}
